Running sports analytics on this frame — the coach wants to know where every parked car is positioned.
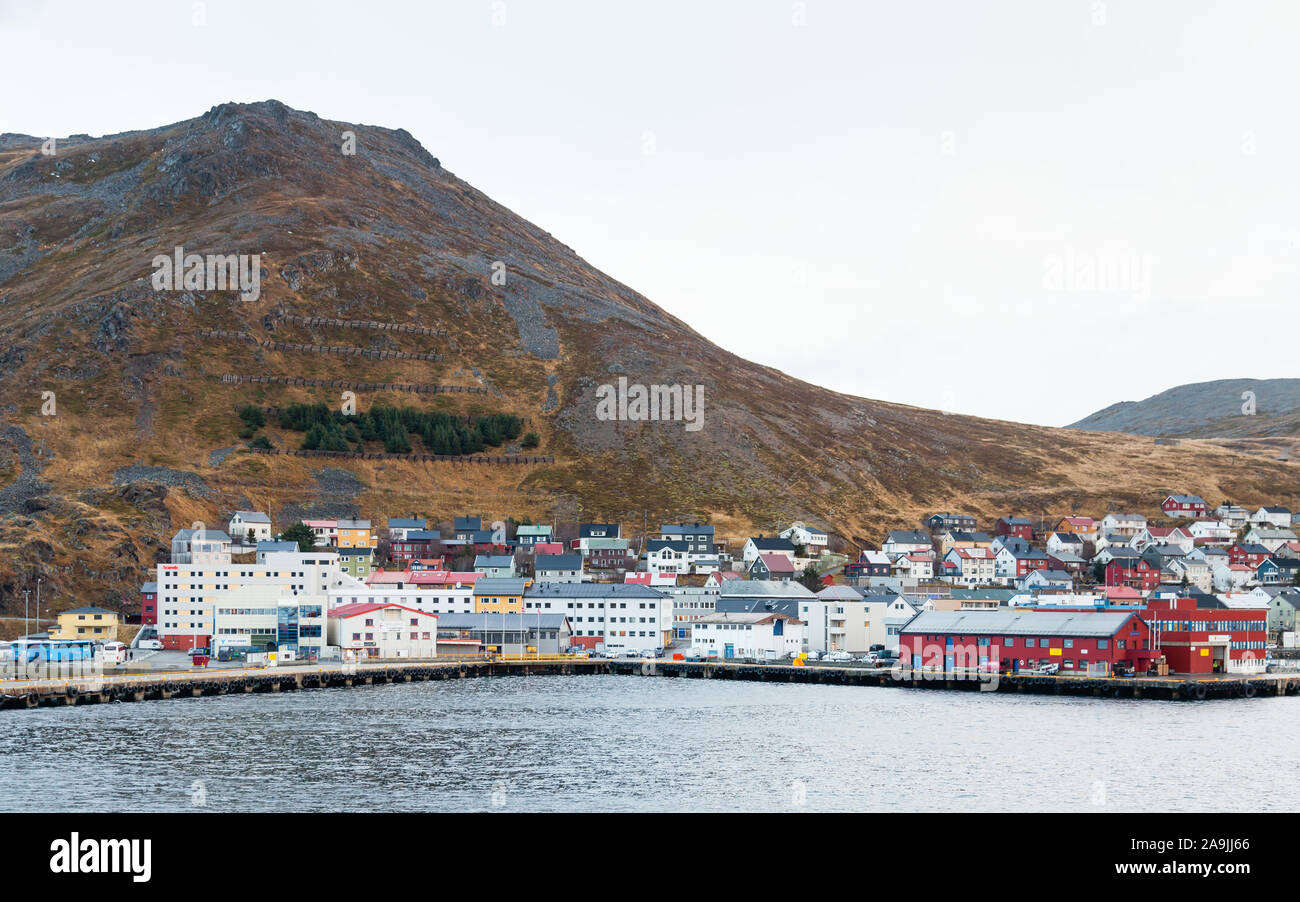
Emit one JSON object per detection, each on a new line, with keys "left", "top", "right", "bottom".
{"left": 187, "top": 646, "right": 210, "bottom": 657}
{"left": 1035, "top": 662, "right": 1060, "bottom": 675}
{"left": 640, "top": 648, "right": 656, "bottom": 659}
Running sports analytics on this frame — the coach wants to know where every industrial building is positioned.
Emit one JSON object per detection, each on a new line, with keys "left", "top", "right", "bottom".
{"left": 900, "top": 609, "right": 1155, "bottom": 675}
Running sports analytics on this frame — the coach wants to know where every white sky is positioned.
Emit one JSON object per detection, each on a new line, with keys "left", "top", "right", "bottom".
{"left": 4, "top": 0, "right": 1297, "bottom": 426}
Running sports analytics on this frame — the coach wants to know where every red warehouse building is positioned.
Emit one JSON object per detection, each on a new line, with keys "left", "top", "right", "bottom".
{"left": 1143, "top": 597, "right": 1268, "bottom": 675}
{"left": 899, "top": 609, "right": 1155, "bottom": 676}
{"left": 1105, "top": 557, "right": 1162, "bottom": 592}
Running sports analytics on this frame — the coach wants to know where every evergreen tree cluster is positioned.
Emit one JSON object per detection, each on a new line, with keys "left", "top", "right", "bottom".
{"left": 277, "top": 402, "right": 523, "bottom": 455}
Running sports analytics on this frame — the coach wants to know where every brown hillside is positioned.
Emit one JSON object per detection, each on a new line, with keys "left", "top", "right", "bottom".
{"left": 0, "top": 100, "right": 1294, "bottom": 614}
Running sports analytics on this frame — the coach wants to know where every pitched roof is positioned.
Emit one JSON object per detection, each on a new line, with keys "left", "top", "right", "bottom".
{"left": 474, "top": 555, "right": 515, "bottom": 568}
{"left": 646, "top": 539, "right": 691, "bottom": 553}
{"left": 756, "top": 552, "right": 796, "bottom": 572}
{"left": 536, "top": 553, "right": 582, "bottom": 571}
{"left": 232, "top": 511, "right": 271, "bottom": 523}
{"left": 748, "top": 536, "right": 797, "bottom": 552}
{"left": 816, "top": 585, "right": 865, "bottom": 600}
{"left": 719, "top": 579, "right": 816, "bottom": 598}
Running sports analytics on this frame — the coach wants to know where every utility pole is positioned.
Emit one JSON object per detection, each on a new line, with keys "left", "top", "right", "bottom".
{"left": 23, "top": 589, "right": 30, "bottom": 638}
{"left": 35, "top": 578, "right": 42, "bottom": 632}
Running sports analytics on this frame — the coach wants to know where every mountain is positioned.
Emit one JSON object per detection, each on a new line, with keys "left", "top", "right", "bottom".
{"left": 1069, "top": 379, "right": 1300, "bottom": 439}
{"left": 0, "top": 100, "right": 1295, "bottom": 617}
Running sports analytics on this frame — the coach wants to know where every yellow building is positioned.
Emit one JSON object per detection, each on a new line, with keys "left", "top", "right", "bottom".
{"left": 473, "top": 578, "right": 529, "bottom": 614}
{"left": 50, "top": 606, "right": 120, "bottom": 640}
{"left": 336, "top": 518, "right": 376, "bottom": 549}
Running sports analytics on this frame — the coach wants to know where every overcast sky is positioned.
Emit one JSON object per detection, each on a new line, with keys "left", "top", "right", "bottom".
{"left": 4, "top": 0, "right": 1297, "bottom": 426}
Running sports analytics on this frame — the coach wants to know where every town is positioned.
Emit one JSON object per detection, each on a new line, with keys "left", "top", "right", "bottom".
{"left": 10, "top": 494, "right": 1298, "bottom": 686}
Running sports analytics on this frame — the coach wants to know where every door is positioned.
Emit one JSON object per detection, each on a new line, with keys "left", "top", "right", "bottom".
{"left": 725, "top": 643, "right": 734, "bottom": 659}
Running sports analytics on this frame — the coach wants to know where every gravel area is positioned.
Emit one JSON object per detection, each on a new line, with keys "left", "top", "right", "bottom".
{"left": 112, "top": 464, "right": 214, "bottom": 499}
{"left": 0, "top": 424, "right": 53, "bottom": 515}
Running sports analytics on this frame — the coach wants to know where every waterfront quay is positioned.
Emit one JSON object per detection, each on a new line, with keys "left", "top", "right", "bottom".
{"left": 2, "top": 656, "right": 1297, "bottom": 709}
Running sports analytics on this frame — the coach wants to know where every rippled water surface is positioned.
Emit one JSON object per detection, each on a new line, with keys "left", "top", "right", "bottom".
{"left": 1, "top": 675, "right": 1295, "bottom": 811}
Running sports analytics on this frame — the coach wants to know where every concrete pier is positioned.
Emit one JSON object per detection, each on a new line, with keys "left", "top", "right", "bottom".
{"left": 0, "top": 658, "right": 1294, "bottom": 710}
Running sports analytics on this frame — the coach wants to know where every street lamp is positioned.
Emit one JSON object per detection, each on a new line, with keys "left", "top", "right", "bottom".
{"left": 23, "top": 589, "right": 30, "bottom": 638}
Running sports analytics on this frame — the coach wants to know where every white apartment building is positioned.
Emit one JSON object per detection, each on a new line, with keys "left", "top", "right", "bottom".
{"left": 327, "top": 578, "right": 477, "bottom": 615}
{"left": 523, "top": 583, "right": 673, "bottom": 653}
{"left": 663, "top": 583, "right": 722, "bottom": 641}
{"left": 798, "top": 585, "right": 873, "bottom": 654}
{"left": 156, "top": 548, "right": 343, "bottom": 651}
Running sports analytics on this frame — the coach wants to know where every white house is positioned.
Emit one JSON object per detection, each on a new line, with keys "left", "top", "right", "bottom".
{"left": 386, "top": 518, "right": 427, "bottom": 542}
{"left": 1168, "top": 557, "right": 1212, "bottom": 593}
{"left": 779, "top": 522, "right": 829, "bottom": 557}
{"left": 742, "top": 536, "right": 798, "bottom": 565}
{"left": 944, "top": 548, "right": 997, "bottom": 586}
{"left": 303, "top": 519, "right": 338, "bottom": 547}
{"left": 533, "top": 553, "right": 586, "bottom": 584}
{"left": 1099, "top": 512, "right": 1147, "bottom": 537}
{"left": 1214, "top": 505, "right": 1250, "bottom": 529}
{"left": 1019, "top": 570, "right": 1074, "bottom": 592}
{"left": 691, "top": 611, "right": 804, "bottom": 660}
{"left": 1244, "top": 527, "right": 1298, "bottom": 554}
{"left": 645, "top": 540, "right": 692, "bottom": 577}
{"left": 1045, "top": 532, "right": 1084, "bottom": 557}
{"left": 1250, "top": 506, "right": 1293, "bottom": 529}
{"left": 883, "top": 530, "right": 933, "bottom": 558}
{"left": 1212, "top": 564, "right": 1256, "bottom": 593}
{"left": 229, "top": 511, "right": 272, "bottom": 546}
{"left": 1187, "top": 520, "right": 1235, "bottom": 544}
{"left": 894, "top": 552, "right": 934, "bottom": 581}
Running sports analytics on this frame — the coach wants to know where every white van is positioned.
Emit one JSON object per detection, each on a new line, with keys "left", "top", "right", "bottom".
{"left": 101, "top": 641, "right": 127, "bottom": 665}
